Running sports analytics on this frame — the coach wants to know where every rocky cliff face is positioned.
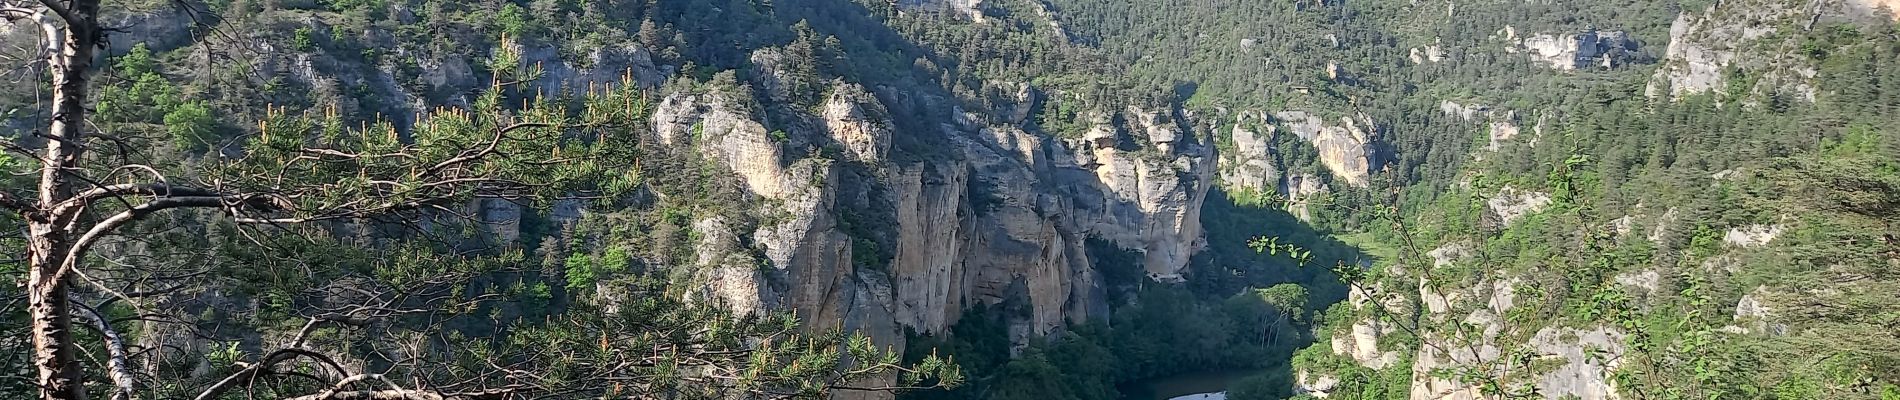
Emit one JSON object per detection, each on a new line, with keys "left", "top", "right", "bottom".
{"left": 1267, "top": 111, "right": 1381, "bottom": 188}
{"left": 1641, "top": 0, "right": 1898, "bottom": 100}
{"left": 1516, "top": 29, "right": 1644, "bottom": 70}
{"left": 1219, "top": 112, "right": 1282, "bottom": 195}
{"left": 897, "top": 0, "right": 986, "bottom": 20}
{"left": 60, "top": 5, "right": 1224, "bottom": 396}
{"left": 643, "top": 78, "right": 1214, "bottom": 387}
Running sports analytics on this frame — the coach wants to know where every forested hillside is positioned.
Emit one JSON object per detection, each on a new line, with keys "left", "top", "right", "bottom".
{"left": 2, "top": 0, "right": 1897, "bottom": 399}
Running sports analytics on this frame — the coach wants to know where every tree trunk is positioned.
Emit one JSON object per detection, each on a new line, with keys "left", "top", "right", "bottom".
{"left": 28, "top": 1, "right": 102, "bottom": 399}
{"left": 27, "top": 229, "right": 82, "bottom": 400}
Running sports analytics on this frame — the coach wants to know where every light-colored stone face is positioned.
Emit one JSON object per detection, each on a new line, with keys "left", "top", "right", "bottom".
{"left": 1649, "top": 12, "right": 1739, "bottom": 98}
{"left": 1518, "top": 30, "right": 1638, "bottom": 70}
{"left": 1486, "top": 121, "right": 1520, "bottom": 152}
{"left": 896, "top": 0, "right": 986, "bottom": 20}
{"left": 1272, "top": 111, "right": 1378, "bottom": 187}
{"left": 1331, "top": 318, "right": 1402, "bottom": 369}
{"left": 1487, "top": 186, "right": 1553, "bottom": 227}
{"left": 1295, "top": 370, "right": 1342, "bottom": 398}
{"left": 1724, "top": 224, "right": 1783, "bottom": 247}
{"left": 1219, "top": 122, "right": 1281, "bottom": 194}
{"left": 822, "top": 86, "right": 895, "bottom": 164}
{"left": 649, "top": 83, "right": 1216, "bottom": 358}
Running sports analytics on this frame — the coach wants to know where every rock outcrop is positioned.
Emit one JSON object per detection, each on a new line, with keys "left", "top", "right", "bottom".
{"left": 897, "top": 0, "right": 986, "bottom": 20}
{"left": 1271, "top": 111, "right": 1380, "bottom": 187}
{"left": 1528, "top": 327, "right": 1627, "bottom": 400}
{"left": 1219, "top": 115, "right": 1282, "bottom": 194}
{"left": 1642, "top": 0, "right": 1889, "bottom": 100}
{"left": 1517, "top": 29, "right": 1642, "bottom": 70}
{"left": 1724, "top": 224, "right": 1784, "bottom": 247}
{"left": 1646, "top": 10, "right": 1754, "bottom": 98}
{"left": 1486, "top": 186, "right": 1553, "bottom": 227}
{"left": 1296, "top": 370, "right": 1343, "bottom": 398}
{"left": 1216, "top": 110, "right": 1366, "bottom": 221}
{"left": 1410, "top": 38, "right": 1447, "bottom": 64}
{"left": 646, "top": 81, "right": 1214, "bottom": 383}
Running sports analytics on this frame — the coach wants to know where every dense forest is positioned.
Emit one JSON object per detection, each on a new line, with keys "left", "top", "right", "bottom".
{"left": 2, "top": 0, "right": 1898, "bottom": 399}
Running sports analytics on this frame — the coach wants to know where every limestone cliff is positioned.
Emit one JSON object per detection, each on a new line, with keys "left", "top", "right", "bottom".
{"left": 644, "top": 79, "right": 1214, "bottom": 388}
{"left": 1643, "top": 0, "right": 1894, "bottom": 100}
{"left": 1212, "top": 109, "right": 1378, "bottom": 221}
{"left": 896, "top": 0, "right": 986, "bottom": 20}
{"left": 1270, "top": 111, "right": 1379, "bottom": 188}
{"left": 1515, "top": 29, "right": 1644, "bottom": 70}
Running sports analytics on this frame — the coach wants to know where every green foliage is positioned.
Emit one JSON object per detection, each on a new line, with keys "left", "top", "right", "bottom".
{"left": 163, "top": 101, "right": 217, "bottom": 150}
{"left": 907, "top": 282, "right": 1323, "bottom": 400}
{"left": 1225, "top": 365, "right": 1295, "bottom": 400}
{"left": 563, "top": 247, "right": 632, "bottom": 291}
{"left": 495, "top": 3, "right": 536, "bottom": 39}
{"left": 291, "top": 27, "right": 315, "bottom": 51}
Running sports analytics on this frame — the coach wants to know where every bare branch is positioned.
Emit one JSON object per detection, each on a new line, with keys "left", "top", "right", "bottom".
{"left": 0, "top": 5, "right": 41, "bottom": 19}
{"left": 52, "top": 182, "right": 226, "bottom": 218}
{"left": 31, "top": 0, "right": 72, "bottom": 27}
{"left": 56, "top": 196, "right": 230, "bottom": 285}
{"left": 420, "top": 122, "right": 555, "bottom": 178}
{"left": 72, "top": 300, "right": 138, "bottom": 400}
{"left": 290, "top": 374, "right": 411, "bottom": 400}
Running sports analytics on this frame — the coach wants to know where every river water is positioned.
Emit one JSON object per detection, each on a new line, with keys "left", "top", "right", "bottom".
{"left": 1119, "top": 369, "right": 1263, "bottom": 400}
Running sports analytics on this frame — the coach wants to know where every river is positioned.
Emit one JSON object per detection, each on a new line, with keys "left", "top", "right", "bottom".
{"left": 1119, "top": 369, "right": 1264, "bottom": 400}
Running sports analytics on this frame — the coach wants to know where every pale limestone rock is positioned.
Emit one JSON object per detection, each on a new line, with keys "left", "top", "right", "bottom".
{"left": 1410, "top": 39, "right": 1447, "bottom": 64}
{"left": 475, "top": 198, "right": 522, "bottom": 243}
{"left": 1700, "top": 253, "right": 1741, "bottom": 274}
{"left": 1082, "top": 111, "right": 1120, "bottom": 148}
{"left": 1648, "top": 12, "right": 1738, "bottom": 98}
{"left": 1649, "top": 207, "right": 1680, "bottom": 242}
{"left": 890, "top": 163, "right": 969, "bottom": 333}
{"left": 1486, "top": 279, "right": 1518, "bottom": 314}
{"left": 1440, "top": 100, "right": 1490, "bottom": 121}
{"left": 1284, "top": 171, "right": 1330, "bottom": 222}
{"left": 1273, "top": 111, "right": 1379, "bottom": 187}
{"left": 1066, "top": 112, "right": 1212, "bottom": 281}
{"left": 1006, "top": 82, "right": 1040, "bottom": 123}
{"left": 1296, "top": 370, "right": 1342, "bottom": 398}
{"left": 1420, "top": 276, "right": 1459, "bottom": 316}
{"left": 1732, "top": 286, "right": 1788, "bottom": 335}
{"left": 419, "top": 55, "right": 476, "bottom": 93}
{"left": 1848, "top": 0, "right": 1900, "bottom": 18}
{"left": 1410, "top": 343, "right": 1488, "bottom": 400}
{"left": 1486, "top": 120, "right": 1521, "bottom": 152}
{"left": 1644, "top": 0, "right": 1831, "bottom": 100}
{"left": 1610, "top": 215, "right": 1636, "bottom": 237}
{"left": 102, "top": 6, "right": 195, "bottom": 56}
{"left": 1529, "top": 327, "right": 1627, "bottom": 400}
{"left": 1219, "top": 116, "right": 1281, "bottom": 194}
{"left": 524, "top": 42, "right": 665, "bottom": 96}
{"left": 822, "top": 84, "right": 895, "bottom": 163}
{"left": 1724, "top": 224, "right": 1783, "bottom": 247}
{"left": 649, "top": 82, "right": 1212, "bottom": 373}
{"left": 651, "top": 91, "right": 791, "bottom": 198}
{"left": 897, "top": 0, "right": 985, "bottom": 20}
{"left": 1429, "top": 242, "right": 1473, "bottom": 269}
{"left": 692, "top": 217, "right": 770, "bottom": 317}
{"left": 1487, "top": 186, "right": 1553, "bottom": 227}
{"left": 753, "top": 160, "right": 857, "bottom": 331}
{"left": 1519, "top": 30, "right": 1641, "bottom": 70}
{"left": 1615, "top": 269, "right": 1663, "bottom": 293}
{"left": 1331, "top": 318, "right": 1402, "bottom": 369}
{"left": 1735, "top": 289, "right": 1771, "bottom": 320}
{"left": 1125, "top": 106, "right": 1182, "bottom": 153}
